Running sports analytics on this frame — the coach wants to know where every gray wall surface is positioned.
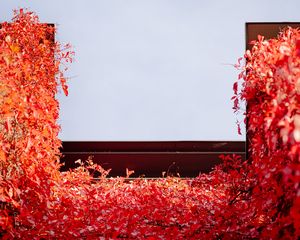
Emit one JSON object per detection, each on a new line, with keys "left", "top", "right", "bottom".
{"left": 1, "top": 0, "right": 300, "bottom": 141}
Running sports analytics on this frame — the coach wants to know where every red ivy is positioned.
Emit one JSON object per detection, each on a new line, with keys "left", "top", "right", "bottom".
{"left": 233, "top": 28, "right": 300, "bottom": 238}
{"left": 0, "top": 10, "right": 299, "bottom": 239}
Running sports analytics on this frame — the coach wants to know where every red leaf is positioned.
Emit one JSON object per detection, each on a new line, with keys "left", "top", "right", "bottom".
{"left": 233, "top": 82, "right": 238, "bottom": 95}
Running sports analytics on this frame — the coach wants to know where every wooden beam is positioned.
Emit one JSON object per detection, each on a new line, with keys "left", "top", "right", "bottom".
{"left": 60, "top": 141, "right": 245, "bottom": 178}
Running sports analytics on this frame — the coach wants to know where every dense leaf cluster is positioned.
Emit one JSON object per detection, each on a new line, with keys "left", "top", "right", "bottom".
{"left": 0, "top": 10, "right": 299, "bottom": 239}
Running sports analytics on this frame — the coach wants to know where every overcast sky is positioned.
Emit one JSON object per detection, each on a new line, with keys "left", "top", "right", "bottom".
{"left": 1, "top": 0, "right": 300, "bottom": 141}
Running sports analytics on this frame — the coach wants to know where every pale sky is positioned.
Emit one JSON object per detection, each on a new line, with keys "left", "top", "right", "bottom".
{"left": 1, "top": 0, "right": 300, "bottom": 141}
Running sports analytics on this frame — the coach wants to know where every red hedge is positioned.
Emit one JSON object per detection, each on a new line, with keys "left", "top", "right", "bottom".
{"left": 0, "top": 10, "right": 299, "bottom": 239}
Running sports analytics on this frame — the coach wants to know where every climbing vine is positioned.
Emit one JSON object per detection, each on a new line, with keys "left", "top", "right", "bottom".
{"left": 0, "top": 9, "right": 299, "bottom": 239}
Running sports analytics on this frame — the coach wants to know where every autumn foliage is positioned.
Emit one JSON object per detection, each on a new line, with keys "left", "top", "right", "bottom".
{"left": 0, "top": 10, "right": 299, "bottom": 239}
